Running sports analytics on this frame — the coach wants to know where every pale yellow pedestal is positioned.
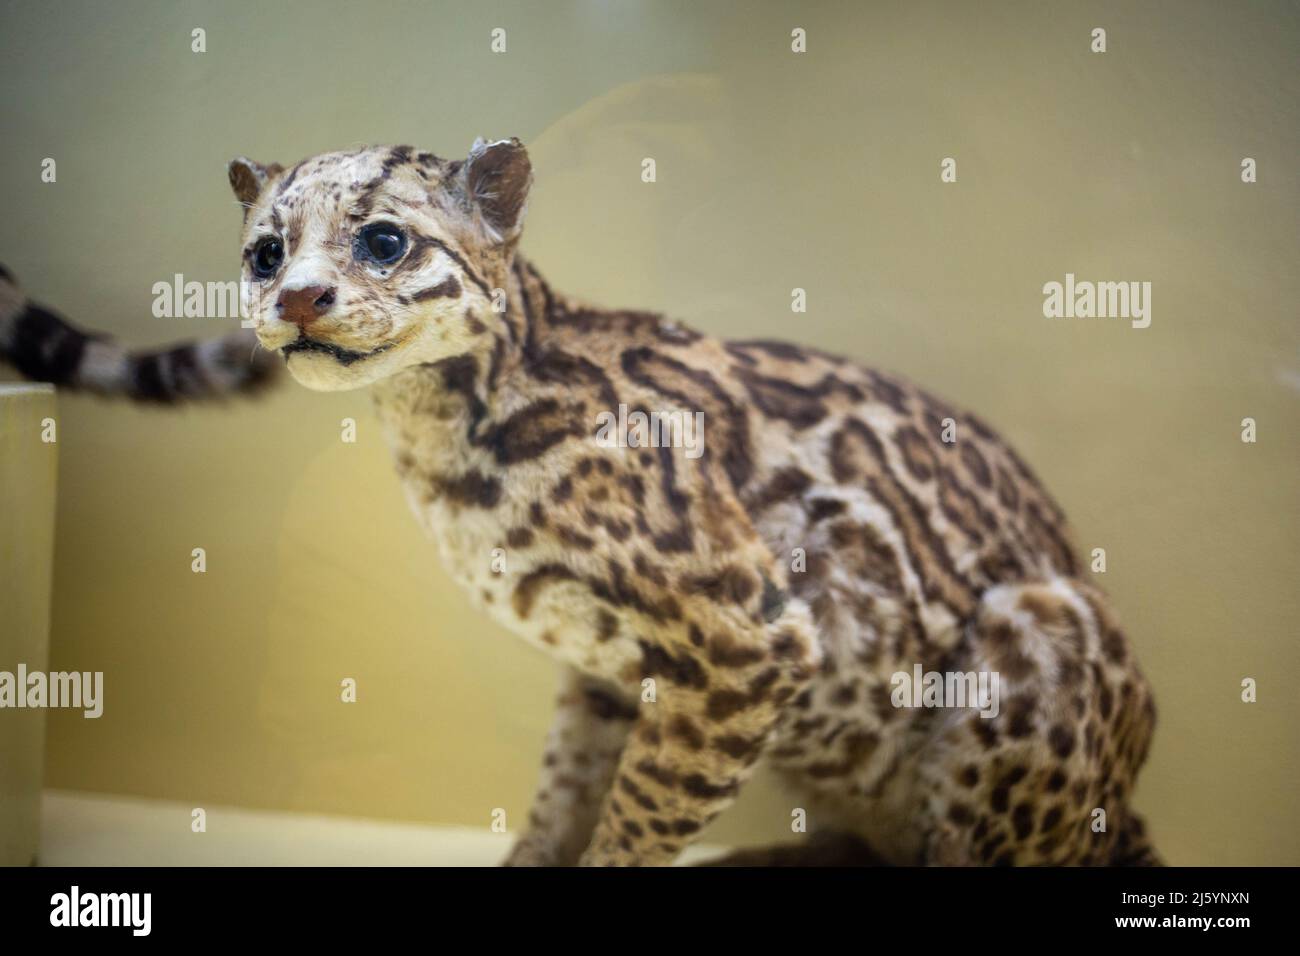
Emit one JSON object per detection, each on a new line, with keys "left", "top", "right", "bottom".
{"left": 0, "top": 384, "right": 58, "bottom": 866}
{"left": 38, "top": 790, "right": 727, "bottom": 866}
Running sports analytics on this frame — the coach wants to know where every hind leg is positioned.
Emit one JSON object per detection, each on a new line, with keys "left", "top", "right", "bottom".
{"left": 1111, "top": 810, "right": 1162, "bottom": 866}
{"left": 916, "top": 577, "right": 1157, "bottom": 866}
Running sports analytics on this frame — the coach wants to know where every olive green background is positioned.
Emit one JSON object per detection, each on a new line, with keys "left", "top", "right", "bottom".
{"left": 1, "top": 0, "right": 1296, "bottom": 864}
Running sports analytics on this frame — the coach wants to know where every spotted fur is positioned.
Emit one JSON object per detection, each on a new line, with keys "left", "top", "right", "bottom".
{"left": 230, "top": 139, "right": 1157, "bottom": 866}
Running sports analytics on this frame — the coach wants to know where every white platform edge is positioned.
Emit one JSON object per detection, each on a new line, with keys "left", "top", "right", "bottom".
{"left": 37, "top": 790, "right": 727, "bottom": 867}
{"left": 0, "top": 383, "right": 55, "bottom": 396}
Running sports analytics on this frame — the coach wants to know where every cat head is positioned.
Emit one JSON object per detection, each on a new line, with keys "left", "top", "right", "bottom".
{"left": 230, "top": 140, "right": 531, "bottom": 390}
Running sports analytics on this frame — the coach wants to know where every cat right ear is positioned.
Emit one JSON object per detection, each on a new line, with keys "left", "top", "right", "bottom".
{"left": 228, "top": 157, "right": 283, "bottom": 211}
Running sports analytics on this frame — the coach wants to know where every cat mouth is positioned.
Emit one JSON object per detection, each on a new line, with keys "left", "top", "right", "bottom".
{"left": 281, "top": 332, "right": 392, "bottom": 367}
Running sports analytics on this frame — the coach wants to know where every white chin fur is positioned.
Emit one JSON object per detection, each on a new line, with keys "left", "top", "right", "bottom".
{"left": 284, "top": 351, "right": 388, "bottom": 391}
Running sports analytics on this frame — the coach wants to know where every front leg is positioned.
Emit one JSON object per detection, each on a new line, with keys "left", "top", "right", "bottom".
{"left": 579, "top": 615, "right": 817, "bottom": 866}
{"left": 504, "top": 667, "right": 637, "bottom": 866}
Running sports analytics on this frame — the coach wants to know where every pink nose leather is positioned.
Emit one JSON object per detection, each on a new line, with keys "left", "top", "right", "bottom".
{"left": 277, "top": 285, "right": 335, "bottom": 326}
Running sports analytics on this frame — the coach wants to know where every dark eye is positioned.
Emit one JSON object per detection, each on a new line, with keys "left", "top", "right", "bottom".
{"left": 251, "top": 237, "right": 283, "bottom": 279}
{"left": 357, "top": 222, "right": 407, "bottom": 265}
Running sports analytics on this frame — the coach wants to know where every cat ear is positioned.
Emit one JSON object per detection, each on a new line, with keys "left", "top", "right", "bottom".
{"left": 227, "top": 157, "right": 283, "bottom": 210}
{"left": 460, "top": 138, "right": 532, "bottom": 243}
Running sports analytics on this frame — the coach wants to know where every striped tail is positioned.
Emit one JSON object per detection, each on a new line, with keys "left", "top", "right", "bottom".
{"left": 0, "top": 265, "right": 278, "bottom": 403}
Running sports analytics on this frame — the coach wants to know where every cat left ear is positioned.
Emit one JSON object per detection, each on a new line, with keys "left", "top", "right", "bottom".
{"left": 228, "top": 157, "right": 283, "bottom": 210}
{"left": 460, "top": 138, "right": 532, "bottom": 243}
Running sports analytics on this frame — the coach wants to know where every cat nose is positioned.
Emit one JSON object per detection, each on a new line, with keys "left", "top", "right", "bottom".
{"left": 277, "top": 284, "right": 336, "bottom": 326}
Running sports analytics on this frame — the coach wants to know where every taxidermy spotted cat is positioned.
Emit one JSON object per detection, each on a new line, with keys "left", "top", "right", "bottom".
{"left": 2, "top": 139, "right": 1159, "bottom": 867}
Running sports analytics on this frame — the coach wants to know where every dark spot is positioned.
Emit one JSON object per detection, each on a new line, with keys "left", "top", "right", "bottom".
{"left": 680, "top": 774, "right": 738, "bottom": 800}
{"left": 639, "top": 641, "right": 707, "bottom": 690}
{"left": 595, "top": 609, "right": 619, "bottom": 642}
{"left": 706, "top": 633, "right": 767, "bottom": 668}
{"left": 760, "top": 574, "right": 788, "bottom": 623}
{"left": 433, "top": 470, "right": 501, "bottom": 509}
{"left": 584, "top": 687, "right": 638, "bottom": 722}
{"left": 706, "top": 689, "right": 751, "bottom": 721}
{"left": 711, "top": 733, "right": 763, "bottom": 761}
{"left": 991, "top": 787, "right": 1010, "bottom": 814}
{"left": 1012, "top": 803, "right": 1034, "bottom": 840}
{"left": 1048, "top": 724, "right": 1076, "bottom": 759}
{"left": 635, "top": 759, "right": 677, "bottom": 788}
{"left": 667, "top": 715, "right": 706, "bottom": 751}
{"left": 807, "top": 498, "right": 846, "bottom": 522}
{"left": 557, "top": 526, "right": 596, "bottom": 550}
{"left": 743, "top": 467, "right": 812, "bottom": 513}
